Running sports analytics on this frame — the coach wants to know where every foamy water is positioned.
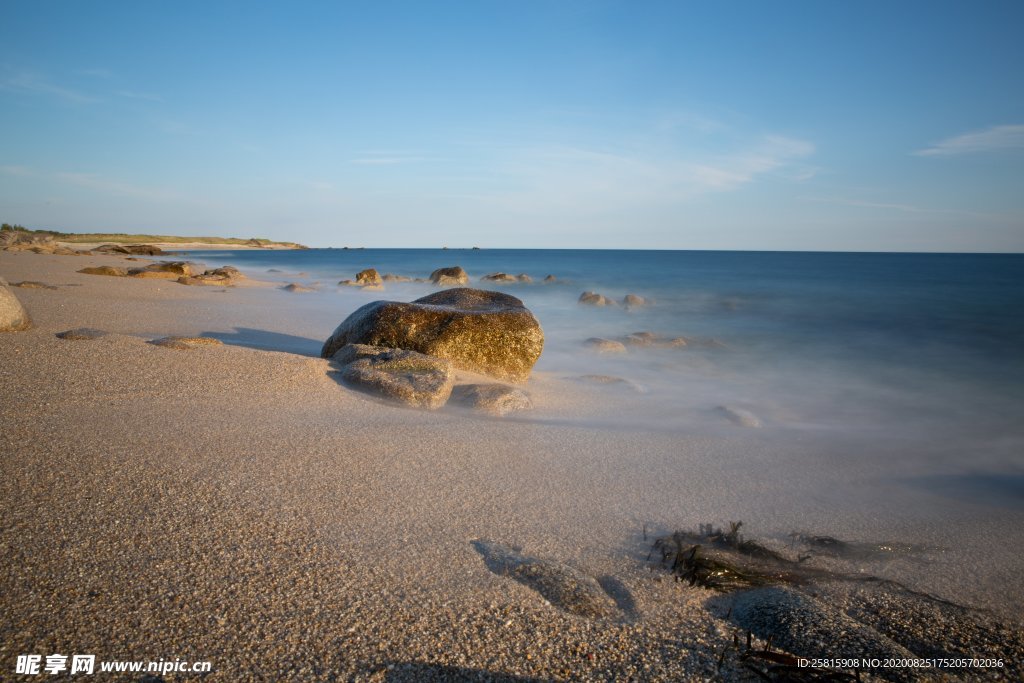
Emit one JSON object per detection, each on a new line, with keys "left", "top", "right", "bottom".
{"left": 188, "top": 249, "right": 1023, "bottom": 429}
{"left": 163, "top": 248, "right": 1024, "bottom": 610}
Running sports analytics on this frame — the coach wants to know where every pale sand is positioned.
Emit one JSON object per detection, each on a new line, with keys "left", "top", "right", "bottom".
{"left": 2, "top": 250, "right": 1022, "bottom": 681}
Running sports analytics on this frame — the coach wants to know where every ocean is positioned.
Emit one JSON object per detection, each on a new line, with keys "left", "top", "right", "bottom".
{"left": 187, "top": 248, "right": 1024, "bottom": 510}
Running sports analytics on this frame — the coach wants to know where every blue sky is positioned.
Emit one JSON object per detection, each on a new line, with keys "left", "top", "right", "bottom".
{"left": 1, "top": 1, "right": 1022, "bottom": 251}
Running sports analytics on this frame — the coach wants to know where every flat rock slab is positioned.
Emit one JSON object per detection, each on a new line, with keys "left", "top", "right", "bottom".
{"left": 450, "top": 383, "right": 532, "bottom": 416}
{"left": 56, "top": 328, "right": 108, "bottom": 340}
{"left": 715, "top": 405, "right": 761, "bottom": 428}
{"left": 282, "top": 283, "right": 315, "bottom": 292}
{"left": 150, "top": 336, "right": 224, "bottom": 350}
{"left": 336, "top": 345, "right": 454, "bottom": 410}
{"left": 128, "top": 269, "right": 179, "bottom": 279}
{"left": 583, "top": 337, "right": 627, "bottom": 353}
{"left": 0, "top": 282, "right": 32, "bottom": 331}
{"left": 574, "top": 375, "right": 647, "bottom": 393}
{"left": 78, "top": 266, "right": 128, "bottom": 277}
{"left": 178, "top": 267, "right": 241, "bottom": 286}
{"left": 321, "top": 288, "right": 544, "bottom": 383}
{"left": 622, "top": 331, "right": 688, "bottom": 348}
{"left": 11, "top": 281, "right": 58, "bottom": 290}
{"left": 472, "top": 541, "right": 618, "bottom": 619}
{"left": 730, "top": 586, "right": 918, "bottom": 680}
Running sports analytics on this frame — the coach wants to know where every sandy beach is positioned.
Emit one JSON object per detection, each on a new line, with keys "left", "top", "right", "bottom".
{"left": 2, "top": 249, "right": 1022, "bottom": 682}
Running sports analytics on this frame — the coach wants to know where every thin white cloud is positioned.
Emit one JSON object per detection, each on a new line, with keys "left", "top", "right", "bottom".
{"left": 54, "top": 172, "right": 176, "bottom": 201}
{"left": 350, "top": 156, "right": 427, "bottom": 165}
{"left": 0, "top": 165, "right": 37, "bottom": 177}
{"left": 77, "top": 68, "right": 114, "bottom": 79}
{"left": 0, "top": 70, "right": 97, "bottom": 103}
{"left": 914, "top": 124, "right": 1024, "bottom": 157}
{"left": 804, "top": 196, "right": 997, "bottom": 219}
{"left": 456, "top": 134, "right": 815, "bottom": 215}
{"left": 116, "top": 90, "right": 163, "bottom": 102}
{"left": 2, "top": 164, "right": 177, "bottom": 200}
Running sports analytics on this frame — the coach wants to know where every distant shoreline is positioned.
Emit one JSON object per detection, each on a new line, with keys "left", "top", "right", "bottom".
{"left": 57, "top": 240, "right": 302, "bottom": 251}
{"left": 1, "top": 224, "right": 307, "bottom": 250}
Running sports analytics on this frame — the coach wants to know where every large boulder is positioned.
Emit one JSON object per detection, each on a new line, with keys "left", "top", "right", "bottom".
{"left": 333, "top": 344, "right": 454, "bottom": 409}
{"left": 0, "top": 279, "right": 32, "bottom": 331}
{"left": 429, "top": 266, "right": 468, "bottom": 286}
{"left": 321, "top": 288, "right": 544, "bottom": 382}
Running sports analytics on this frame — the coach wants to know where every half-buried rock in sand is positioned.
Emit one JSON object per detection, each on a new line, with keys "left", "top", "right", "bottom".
{"left": 472, "top": 540, "right": 619, "bottom": 619}
{"left": 322, "top": 288, "right": 544, "bottom": 383}
{"left": 0, "top": 278, "right": 32, "bottom": 331}
{"left": 449, "top": 383, "right": 533, "bottom": 416}
{"left": 332, "top": 344, "right": 454, "bottom": 409}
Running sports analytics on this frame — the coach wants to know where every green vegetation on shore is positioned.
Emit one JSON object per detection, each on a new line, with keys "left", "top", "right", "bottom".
{"left": 1, "top": 223, "right": 307, "bottom": 249}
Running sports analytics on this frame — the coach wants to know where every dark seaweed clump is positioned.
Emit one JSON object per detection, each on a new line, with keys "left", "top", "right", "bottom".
{"left": 651, "top": 522, "right": 806, "bottom": 591}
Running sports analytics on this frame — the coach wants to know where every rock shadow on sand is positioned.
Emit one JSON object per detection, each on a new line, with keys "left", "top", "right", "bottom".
{"left": 200, "top": 327, "right": 323, "bottom": 356}
{"left": 472, "top": 540, "right": 631, "bottom": 620}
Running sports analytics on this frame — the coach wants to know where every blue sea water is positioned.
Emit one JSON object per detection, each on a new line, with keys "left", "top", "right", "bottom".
{"left": 188, "top": 247, "right": 1024, "bottom": 472}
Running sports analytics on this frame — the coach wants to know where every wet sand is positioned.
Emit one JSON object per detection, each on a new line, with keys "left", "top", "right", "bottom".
{"left": 2, "top": 250, "right": 1022, "bottom": 681}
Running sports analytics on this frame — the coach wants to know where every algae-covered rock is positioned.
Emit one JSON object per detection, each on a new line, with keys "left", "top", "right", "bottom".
{"left": 321, "top": 288, "right": 544, "bottom": 382}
